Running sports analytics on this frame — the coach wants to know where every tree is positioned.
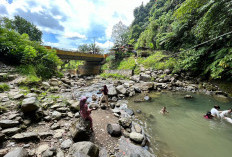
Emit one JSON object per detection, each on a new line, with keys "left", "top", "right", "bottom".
{"left": 78, "top": 43, "right": 102, "bottom": 54}
{"left": 111, "top": 21, "right": 129, "bottom": 46}
{"left": 0, "top": 16, "right": 42, "bottom": 42}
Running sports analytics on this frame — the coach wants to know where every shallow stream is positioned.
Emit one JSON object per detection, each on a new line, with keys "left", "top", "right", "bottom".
{"left": 128, "top": 92, "right": 232, "bottom": 157}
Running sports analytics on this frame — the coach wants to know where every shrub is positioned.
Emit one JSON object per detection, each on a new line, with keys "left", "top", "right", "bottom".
{"left": 0, "top": 83, "right": 10, "bottom": 92}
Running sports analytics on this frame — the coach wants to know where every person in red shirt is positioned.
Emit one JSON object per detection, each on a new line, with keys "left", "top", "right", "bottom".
{"left": 80, "top": 96, "right": 93, "bottom": 131}
{"left": 99, "top": 85, "right": 109, "bottom": 108}
{"left": 204, "top": 111, "right": 213, "bottom": 119}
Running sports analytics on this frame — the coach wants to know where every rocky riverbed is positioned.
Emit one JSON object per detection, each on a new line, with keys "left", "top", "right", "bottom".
{"left": 0, "top": 63, "right": 230, "bottom": 157}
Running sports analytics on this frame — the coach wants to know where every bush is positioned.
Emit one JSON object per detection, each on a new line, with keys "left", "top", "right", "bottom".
{"left": 0, "top": 83, "right": 10, "bottom": 92}
{"left": 117, "top": 56, "right": 136, "bottom": 70}
{"left": 0, "top": 27, "right": 62, "bottom": 79}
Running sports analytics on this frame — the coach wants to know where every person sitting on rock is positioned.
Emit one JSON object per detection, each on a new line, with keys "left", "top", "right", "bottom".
{"left": 204, "top": 111, "right": 213, "bottom": 119}
{"left": 80, "top": 96, "right": 93, "bottom": 131}
{"left": 160, "top": 106, "right": 169, "bottom": 114}
{"left": 99, "top": 85, "right": 109, "bottom": 108}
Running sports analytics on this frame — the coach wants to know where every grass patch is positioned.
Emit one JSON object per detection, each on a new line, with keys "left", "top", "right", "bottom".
{"left": 100, "top": 73, "right": 129, "bottom": 79}
{"left": 0, "top": 83, "right": 10, "bottom": 92}
{"left": 117, "top": 56, "right": 136, "bottom": 70}
{"left": 0, "top": 105, "right": 8, "bottom": 112}
{"left": 138, "top": 51, "right": 176, "bottom": 70}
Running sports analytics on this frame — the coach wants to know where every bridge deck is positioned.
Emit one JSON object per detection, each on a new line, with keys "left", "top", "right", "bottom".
{"left": 44, "top": 46, "right": 107, "bottom": 62}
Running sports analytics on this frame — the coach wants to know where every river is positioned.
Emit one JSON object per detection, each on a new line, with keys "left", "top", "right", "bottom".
{"left": 127, "top": 91, "right": 232, "bottom": 157}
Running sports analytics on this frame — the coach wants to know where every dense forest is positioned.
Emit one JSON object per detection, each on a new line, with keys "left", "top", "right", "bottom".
{"left": 129, "top": 0, "right": 232, "bottom": 81}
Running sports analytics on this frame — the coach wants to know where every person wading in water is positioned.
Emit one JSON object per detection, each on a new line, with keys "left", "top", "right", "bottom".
{"left": 99, "top": 85, "right": 109, "bottom": 108}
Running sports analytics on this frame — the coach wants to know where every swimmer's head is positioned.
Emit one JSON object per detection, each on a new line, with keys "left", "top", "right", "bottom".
{"left": 214, "top": 105, "right": 220, "bottom": 110}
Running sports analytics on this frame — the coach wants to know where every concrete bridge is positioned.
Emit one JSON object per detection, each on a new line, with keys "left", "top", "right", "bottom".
{"left": 44, "top": 46, "right": 107, "bottom": 75}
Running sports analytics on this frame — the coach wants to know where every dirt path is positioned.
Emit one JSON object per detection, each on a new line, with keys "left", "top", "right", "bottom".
{"left": 91, "top": 109, "right": 119, "bottom": 153}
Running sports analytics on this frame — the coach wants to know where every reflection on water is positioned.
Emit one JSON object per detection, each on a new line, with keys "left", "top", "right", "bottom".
{"left": 128, "top": 91, "right": 232, "bottom": 157}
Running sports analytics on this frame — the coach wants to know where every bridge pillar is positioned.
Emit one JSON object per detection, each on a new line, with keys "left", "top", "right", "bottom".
{"left": 78, "top": 61, "right": 102, "bottom": 76}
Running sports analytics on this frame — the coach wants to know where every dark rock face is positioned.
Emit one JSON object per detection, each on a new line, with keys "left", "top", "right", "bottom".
{"left": 107, "top": 124, "right": 121, "bottom": 137}
{"left": 68, "top": 142, "right": 99, "bottom": 157}
{"left": 4, "top": 147, "right": 28, "bottom": 157}
{"left": 0, "top": 120, "right": 19, "bottom": 129}
{"left": 70, "top": 118, "right": 92, "bottom": 142}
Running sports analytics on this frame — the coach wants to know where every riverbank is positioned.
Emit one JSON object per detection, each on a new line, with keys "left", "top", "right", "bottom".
{"left": 0, "top": 62, "right": 231, "bottom": 157}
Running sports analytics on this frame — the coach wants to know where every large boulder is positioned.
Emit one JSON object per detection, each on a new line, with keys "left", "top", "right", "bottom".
{"left": 68, "top": 142, "right": 99, "bottom": 157}
{"left": 139, "top": 74, "right": 151, "bottom": 82}
{"left": 51, "top": 111, "right": 62, "bottom": 120}
{"left": 116, "top": 85, "right": 127, "bottom": 95}
{"left": 131, "top": 75, "right": 140, "bottom": 82}
{"left": 61, "top": 139, "right": 73, "bottom": 150}
{"left": 4, "top": 147, "right": 28, "bottom": 157}
{"left": 21, "top": 97, "right": 39, "bottom": 113}
{"left": 67, "top": 100, "right": 80, "bottom": 112}
{"left": 70, "top": 118, "right": 92, "bottom": 142}
{"left": 108, "top": 85, "right": 117, "bottom": 96}
{"left": 50, "top": 78, "right": 59, "bottom": 86}
{"left": 107, "top": 124, "right": 121, "bottom": 137}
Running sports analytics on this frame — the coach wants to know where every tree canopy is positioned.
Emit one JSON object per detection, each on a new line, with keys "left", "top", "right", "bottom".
{"left": 111, "top": 21, "right": 129, "bottom": 46}
{"left": 128, "top": 0, "right": 232, "bottom": 80}
{"left": 0, "top": 16, "right": 42, "bottom": 42}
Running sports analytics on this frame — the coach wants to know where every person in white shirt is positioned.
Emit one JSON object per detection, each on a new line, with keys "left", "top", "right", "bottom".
{"left": 220, "top": 109, "right": 232, "bottom": 119}
{"left": 210, "top": 105, "right": 221, "bottom": 118}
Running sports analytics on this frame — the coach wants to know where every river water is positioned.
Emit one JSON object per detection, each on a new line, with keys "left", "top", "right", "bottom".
{"left": 127, "top": 92, "right": 232, "bottom": 157}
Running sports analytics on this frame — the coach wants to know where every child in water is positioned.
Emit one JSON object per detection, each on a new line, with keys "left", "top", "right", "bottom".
{"left": 204, "top": 111, "right": 213, "bottom": 119}
{"left": 160, "top": 106, "right": 169, "bottom": 114}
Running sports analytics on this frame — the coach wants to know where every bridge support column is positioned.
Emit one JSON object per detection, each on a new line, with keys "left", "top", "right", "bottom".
{"left": 78, "top": 61, "right": 102, "bottom": 76}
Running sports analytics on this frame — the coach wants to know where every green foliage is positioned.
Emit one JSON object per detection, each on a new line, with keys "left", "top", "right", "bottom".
{"left": 0, "top": 26, "right": 62, "bottom": 79}
{"left": 100, "top": 73, "right": 128, "bottom": 79}
{"left": 111, "top": 21, "right": 129, "bottom": 46}
{"left": 129, "top": 0, "right": 232, "bottom": 80}
{"left": 138, "top": 51, "right": 176, "bottom": 70}
{"left": 78, "top": 43, "right": 102, "bottom": 54}
{"left": 0, "top": 83, "right": 10, "bottom": 92}
{"left": 64, "top": 60, "right": 84, "bottom": 70}
{"left": 117, "top": 56, "right": 136, "bottom": 70}
{"left": 1, "top": 16, "right": 42, "bottom": 42}
{"left": 0, "top": 105, "right": 7, "bottom": 113}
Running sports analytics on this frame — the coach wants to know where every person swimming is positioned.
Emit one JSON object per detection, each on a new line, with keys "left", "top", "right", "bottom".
{"left": 204, "top": 111, "right": 213, "bottom": 119}
{"left": 160, "top": 106, "right": 169, "bottom": 114}
{"left": 210, "top": 105, "right": 221, "bottom": 118}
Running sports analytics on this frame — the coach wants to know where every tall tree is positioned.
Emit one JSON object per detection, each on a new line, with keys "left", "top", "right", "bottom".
{"left": 0, "top": 16, "right": 42, "bottom": 42}
{"left": 111, "top": 21, "right": 129, "bottom": 46}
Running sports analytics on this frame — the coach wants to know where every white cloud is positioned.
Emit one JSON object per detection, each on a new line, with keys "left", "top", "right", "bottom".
{"left": 1, "top": 0, "right": 150, "bottom": 49}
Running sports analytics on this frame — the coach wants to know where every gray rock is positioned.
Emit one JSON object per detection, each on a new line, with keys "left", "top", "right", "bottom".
{"left": 12, "top": 132, "right": 39, "bottom": 142}
{"left": 61, "top": 139, "right": 73, "bottom": 149}
{"left": 68, "top": 142, "right": 99, "bottom": 157}
{"left": 25, "top": 93, "right": 37, "bottom": 98}
{"left": 41, "top": 149, "right": 54, "bottom": 157}
{"left": 144, "top": 96, "right": 151, "bottom": 101}
{"left": 164, "top": 69, "right": 171, "bottom": 74}
{"left": 107, "top": 124, "right": 121, "bottom": 137}
{"left": 134, "top": 124, "right": 142, "bottom": 133}
{"left": 74, "top": 112, "right": 80, "bottom": 118}
{"left": 0, "top": 120, "right": 19, "bottom": 129}
{"left": 70, "top": 118, "right": 92, "bottom": 142}
{"left": 50, "top": 79, "right": 59, "bottom": 86}
{"left": 2, "top": 127, "right": 21, "bottom": 135}
{"left": 108, "top": 85, "right": 117, "bottom": 96}
{"left": 52, "top": 111, "right": 62, "bottom": 120}
{"left": 56, "top": 149, "right": 65, "bottom": 157}
{"left": 140, "top": 74, "right": 151, "bottom": 82}
{"left": 123, "top": 108, "right": 134, "bottom": 116}
{"left": 116, "top": 85, "right": 127, "bottom": 95}
{"left": 39, "top": 132, "right": 53, "bottom": 139}
{"left": 51, "top": 123, "right": 60, "bottom": 130}
{"left": 4, "top": 147, "right": 28, "bottom": 157}
{"left": 21, "top": 97, "right": 39, "bottom": 113}
{"left": 119, "top": 117, "right": 132, "bottom": 128}
{"left": 129, "top": 132, "right": 144, "bottom": 144}
{"left": 13, "top": 94, "right": 24, "bottom": 100}
{"left": 42, "top": 82, "right": 50, "bottom": 88}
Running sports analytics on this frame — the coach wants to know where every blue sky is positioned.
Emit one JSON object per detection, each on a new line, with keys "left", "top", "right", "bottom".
{"left": 0, "top": 0, "right": 149, "bottom": 50}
